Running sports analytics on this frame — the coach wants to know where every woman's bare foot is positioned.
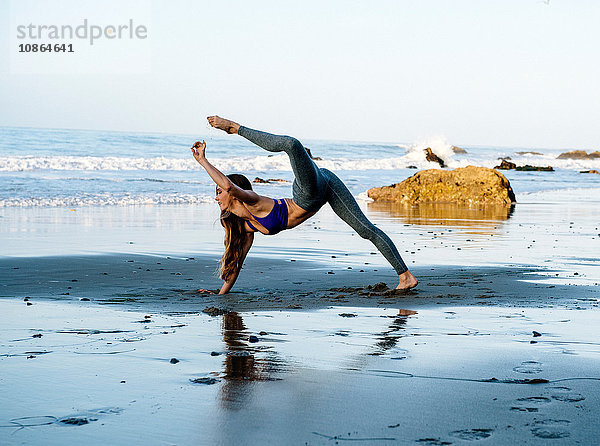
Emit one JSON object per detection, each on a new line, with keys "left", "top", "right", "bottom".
{"left": 207, "top": 116, "right": 240, "bottom": 134}
{"left": 396, "top": 270, "right": 418, "bottom": 290}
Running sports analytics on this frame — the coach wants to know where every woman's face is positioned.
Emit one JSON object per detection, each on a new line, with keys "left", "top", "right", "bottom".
{"left": 215, "top": 186, "right": 233, "bottom": 211}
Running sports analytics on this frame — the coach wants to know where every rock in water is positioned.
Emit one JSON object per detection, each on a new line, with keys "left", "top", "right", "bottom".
{"left": 452, "top": 146, "right": 467, "bottom": 154}
{"left": 424, "top": 148, "right": 445, "bottom": 167}
{"left": 557, "top": 150, "right": 600, "bottom": 160}
{"left": 515, "top": 165, "right": 554, "bottom": 172}
{"left": 367, "top": 166, "right": 516, "bottom": 205}
{"left": 580, "top": 170, "right": 600, "bottom": 174}
{"left": 516, "top": 151, "right": 543, "bottom": 155}
{"left": 305, "top": 147, "right": 322, "bottom": 160}
{"left": 495, "top": 160, "right": 553, "bottom": 171}
{"left": 253, "top": 177, "right": 288, "bottom": 184}
{"left": 495, "top": 159, "right": 517, "bottom": 170}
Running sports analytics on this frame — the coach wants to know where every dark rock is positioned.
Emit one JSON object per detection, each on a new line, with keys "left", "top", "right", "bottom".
{"left": 210, "top": 351, "right": 221, "bottom": 356}
{"left": 515, "top": 165, "right": 554, "bottom": 171}
{"left": 248, "top": 335, "right": 259, "bottom": 343}
{"left": 532, "top": 331, "right": 542, "bottom": 337}
{"left": 338, "top": 313, "right": 358, "bottom": 318}
{"left": 32, "top": 333, "right": 42, "bottom": 338}
{"left": 516, "top": 151, "right": 543, "bottom": 155}
{"left": 253, "top": 177, "right": 288, "bottom": 184}
{"left": 259, "top": 331, "right": 268, "bottom": 335}
{"left": 26, "top": 302, "right": 32, "bottom": 306}
{"left": 494, "top": 159, "right": 516, "bottom": 170}
{"left": 80, "top": 298, "right": 90, "bottom": 301}
{"left": 407, "top": 165, "right": 418, "bottom": 169}
{"left": 580, "top": 170, "right": 600, "bottom": 174}
{"left": 169, "top": 358, "right": 179, "bottom": 364}
{"left": 424, "top": 147, "right": 445, "bottom": 167}
{"left": 305, "top": 147, "right": 322, "bottom": 160}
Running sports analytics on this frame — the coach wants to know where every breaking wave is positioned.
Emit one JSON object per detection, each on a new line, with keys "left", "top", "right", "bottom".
{"left": 2, "top": 150, "right": 600, "bottom": 173}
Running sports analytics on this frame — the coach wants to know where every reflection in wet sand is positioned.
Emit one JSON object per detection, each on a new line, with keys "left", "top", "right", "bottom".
{"left": 369, "top": 310, "right": 416, "bottom": 356}
{"left": 220, "top": 312, "right": 255, "bottom": 409}
{"left": 218, "top": 310, "right": 419, "bottom": 408}
{"left": 368, "top": 201, "right": 514, "bottom": 233}
{"left": 219, "top": 312, "right": 288, "bottom": 409}
{"left": 222, "top": 312, "right": 255, "bottom": 380}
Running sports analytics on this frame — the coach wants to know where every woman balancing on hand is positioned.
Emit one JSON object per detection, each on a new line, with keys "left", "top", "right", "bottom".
{"left": 192, "top": 116, "right": 418, "bottom": 295}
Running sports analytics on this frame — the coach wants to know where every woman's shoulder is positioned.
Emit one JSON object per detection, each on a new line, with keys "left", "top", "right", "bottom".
{"left": 244, "top": 194, "right": 276, "bottom": 212}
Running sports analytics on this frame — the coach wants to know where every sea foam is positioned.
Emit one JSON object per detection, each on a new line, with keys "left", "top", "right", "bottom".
{"left": 2, "top": 151, "right": 599, "bottom": 173}
{"left": 0, "top": 193, "right": 215, "bottom": 207}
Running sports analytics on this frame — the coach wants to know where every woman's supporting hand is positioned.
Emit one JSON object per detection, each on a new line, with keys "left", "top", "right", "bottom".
{"left": 191, "top": 140, "right": 207, "bottom": 164}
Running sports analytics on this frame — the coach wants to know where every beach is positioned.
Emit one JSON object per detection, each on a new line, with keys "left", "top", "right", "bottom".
{"left": 1, "top": 128, "right": 600, "bottom": 445}
{"left": 4, "top": 0, "right": 600, "bottom": 442}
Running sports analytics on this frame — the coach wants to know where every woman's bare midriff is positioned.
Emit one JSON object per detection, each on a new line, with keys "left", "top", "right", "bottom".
{"left": 284, "top": 198, "right": 317, "bottom": 229}
{"left": 241, "top": 197, "right": 316, "bottom": 234}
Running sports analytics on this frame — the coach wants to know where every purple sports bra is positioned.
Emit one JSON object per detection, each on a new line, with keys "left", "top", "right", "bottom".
{"left": 246, "top": 199, "right": 289, "bottom": 235}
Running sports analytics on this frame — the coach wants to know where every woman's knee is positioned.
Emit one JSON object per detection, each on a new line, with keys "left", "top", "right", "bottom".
{"left": 354, "top": 222, "right": 379, "bottom": 240}
{"left": 280, "top": 135, "right": 304, "bottom": 153}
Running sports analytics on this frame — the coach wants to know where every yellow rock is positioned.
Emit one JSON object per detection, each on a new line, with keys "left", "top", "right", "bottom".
{"left": 367, "top": 166, "right": 516, "bottom": 205}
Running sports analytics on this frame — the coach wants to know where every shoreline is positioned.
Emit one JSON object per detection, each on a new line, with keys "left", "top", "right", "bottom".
{"left": 2, "top": 253, "right": 597, "bottom": 313}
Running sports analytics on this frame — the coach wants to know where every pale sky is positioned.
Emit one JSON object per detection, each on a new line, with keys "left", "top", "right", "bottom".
{"left": 1, "top": 0, "right": 599, "bottom": 149}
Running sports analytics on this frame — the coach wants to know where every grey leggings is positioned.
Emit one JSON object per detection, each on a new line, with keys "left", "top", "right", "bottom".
{"left": 238, "top": 126, "right": 408, "bottom": 275}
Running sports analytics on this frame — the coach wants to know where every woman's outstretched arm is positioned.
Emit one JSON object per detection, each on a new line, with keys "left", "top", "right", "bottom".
{"left": 219, "top": 231, "right": 254, "bottom": 294}
{"left": 191, "top": 141, "right": 259, "bottom": 205}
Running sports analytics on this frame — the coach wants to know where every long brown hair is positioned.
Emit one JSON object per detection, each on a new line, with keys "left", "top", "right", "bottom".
{"left": 218, "top": 174, "right": 253, "bottom": 281}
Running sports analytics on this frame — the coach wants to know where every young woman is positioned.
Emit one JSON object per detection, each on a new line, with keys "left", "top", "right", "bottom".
{"left": 192, "top": 116, "right": 418, "bottom": 294}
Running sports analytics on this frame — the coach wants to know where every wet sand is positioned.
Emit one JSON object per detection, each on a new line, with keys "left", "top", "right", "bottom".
{"left": 0, "top": 253, "right": 598, "bottom": 313}
{"left": 1, "top": 300, "right": 599, "bottom": 445}
{"left": 1, "top": 197, "right": 599, "bottom": 444}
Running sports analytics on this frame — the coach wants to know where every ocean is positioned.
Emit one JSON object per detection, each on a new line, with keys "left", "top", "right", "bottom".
{"left": 1, "top": 126, "right": 599, "bottom": 208}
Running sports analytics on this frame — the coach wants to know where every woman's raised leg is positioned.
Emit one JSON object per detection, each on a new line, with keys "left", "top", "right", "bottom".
{"left": 208, "top": 116, "right": 326, "bottom": 210}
